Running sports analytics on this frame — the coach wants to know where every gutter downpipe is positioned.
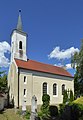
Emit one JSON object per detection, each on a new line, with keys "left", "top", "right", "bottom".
{"left": 18, "top": 68, "right": 20, "bottom": 108}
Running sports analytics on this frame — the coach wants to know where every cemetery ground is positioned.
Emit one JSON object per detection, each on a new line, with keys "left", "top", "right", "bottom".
{"left": 0, "top": 96, "right": 83, "bottom": 120}
{"left": 0, "top": 108, "right": 26, "bottom": 120}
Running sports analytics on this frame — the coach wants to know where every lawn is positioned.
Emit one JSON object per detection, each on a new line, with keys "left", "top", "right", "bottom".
{"left": 0, "top": 108, "right": 25, "bottom": 120}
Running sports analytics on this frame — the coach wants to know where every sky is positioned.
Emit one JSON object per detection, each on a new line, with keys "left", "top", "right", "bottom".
{"left": 0, "top": 0, "right": 83, "bottom": 76}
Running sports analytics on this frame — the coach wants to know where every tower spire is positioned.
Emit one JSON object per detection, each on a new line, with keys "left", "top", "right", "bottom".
{"left": 17, "top": 10, "right": 22, "bottom": 31}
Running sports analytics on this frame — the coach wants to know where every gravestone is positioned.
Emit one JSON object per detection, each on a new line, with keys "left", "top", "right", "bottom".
{"left": 30, "top": 95, "right": 37, "bottom": 120}
{"left": 22, "top": 100, "right": 26, "bottom": 115}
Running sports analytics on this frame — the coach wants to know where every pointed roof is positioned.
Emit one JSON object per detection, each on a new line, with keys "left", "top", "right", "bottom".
{"left": 17, "top": 10, "right": 22, "bottom": 31}
{"left": 15, "top": 59, "right": 73, "bottom": 78}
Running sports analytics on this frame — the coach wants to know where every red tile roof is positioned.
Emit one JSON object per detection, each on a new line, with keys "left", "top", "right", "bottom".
{"left": 15, "top": 59, "right": 73, "bottom": 78}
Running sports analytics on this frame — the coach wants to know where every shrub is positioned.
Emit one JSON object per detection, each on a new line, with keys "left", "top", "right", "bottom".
{"left": 71, "top": 103, "right": 83, "bottom": 120}
{"left": 49, "top": 105, "right": 58, "bottom": 117}
{"left": 39, "top": 94, "right": 50, "bottom": 119}
{"left": 59, "top": 103, "right": 83, "bottom": 120}
{"left": 69, "top": 90, "right": 74, "bottom": 102}
{"left": 59, "top": 104, "right": 65, "bottom": 114}
{"left": 25, "top": 110, "right": 30, "bottom": 120}
{"left": 42, "top": 94, "right": 50, "bottom": 107}
{"left": 71, "top": 104, "right": 79, "bottom": 120}
{"left": 60, "top": 105, "right": 72, "bottom": 120}
{"left": 63, "top": 90, "right": 68, "bottom": 104}
{"left": 17, "top": 109, "right": 30, "bottom": 120}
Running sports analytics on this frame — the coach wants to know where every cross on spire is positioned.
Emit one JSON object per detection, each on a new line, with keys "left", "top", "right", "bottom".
{"left": 17, "top": 10, "right": 22, "bottom": 31}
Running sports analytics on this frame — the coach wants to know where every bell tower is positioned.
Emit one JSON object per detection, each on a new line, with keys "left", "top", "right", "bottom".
{"left": 11, "top": 10, "right": 27, "bottom": 62}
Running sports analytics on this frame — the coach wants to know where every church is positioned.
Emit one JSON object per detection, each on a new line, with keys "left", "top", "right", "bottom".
{"left": 8, "top": 11, "right": 74, "bottom": 108}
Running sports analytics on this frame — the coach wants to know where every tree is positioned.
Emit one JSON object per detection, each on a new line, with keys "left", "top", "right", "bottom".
{"left": 69, "top": 90, "right": 74, "bottom": 102}
{"left": 0, "top": 70, "right": 7, "bottom": 93}
{"left": 41, "top": 94, "right": 50, "bottom": 118}
{"left": 71, "top": 40, "right": 83, "bottom": 97}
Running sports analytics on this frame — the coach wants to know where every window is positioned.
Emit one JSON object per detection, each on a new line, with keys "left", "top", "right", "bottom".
{"left": 43, "top": 82, "right": 47, "bottom": 95}
{"left": 19, "top": 41, "right": 22, "bottom": 49}
{"left": 24, "top": 76, "right": 26, "bottom": 84}
{"left": 24, "top": 89, "right": 26, "bottom": 97}
{"left": 53, "top": 83, "right": 57, "bottom": 95}
{"left": 62, "top": 84, "right": 65, "bottom": 95}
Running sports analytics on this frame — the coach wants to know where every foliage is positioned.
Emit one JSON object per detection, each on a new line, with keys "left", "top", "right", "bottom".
{"left": 59, "top": 102, "right": 83, "bottom": 120}
{"left": 17, "top": 108, "right": 22, "bottom": 115}
{"left": 17, "top": 109, "right": 30, "bottom": 120}
{"left": 42, "top": 94, "right": 50, "bottom": 107}
{"left": 63, "top": 90, "right": 68, "bottom": 104}
{"left": 38, "top": 108, "right": 49, "bottom": 120}
{"left": 0, "top": 71, "right": 7, "bottom": 93}
{"left": 73, "top": 96, "right": 83, "bottom": 104}
{"left": 49, "top": 105, "right": 58, "bottom": 117}
{"left": 70, "top": 103, "right": 83, "bottom": 120}
{"left": 74, "top": 67, "right": 80, "bottom": 98}
{"left": 71, "top": 40, "right": 83, "bottom": 96}
{"left": 59, "top": 104, "right": 65, "bottom": 114}
{"left": 69, "top": 90, "right": 74, "bottom": 102}
{"left": 25, "top": 110, "right": 30, "bottom": 120}
{"left": 38, "top": 94, "right": 50, "bottom": 119}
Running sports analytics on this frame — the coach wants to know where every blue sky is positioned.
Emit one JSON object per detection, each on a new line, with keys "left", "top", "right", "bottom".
{"left": 0, "top": 0, "right": 83, "bottom": 76}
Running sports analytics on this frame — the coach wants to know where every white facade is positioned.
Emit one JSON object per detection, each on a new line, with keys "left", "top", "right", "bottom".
{"left": 11, "top": 30, "right": 27, "bottom": 62}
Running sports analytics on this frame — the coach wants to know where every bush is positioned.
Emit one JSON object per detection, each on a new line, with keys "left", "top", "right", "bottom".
{"left": 42, "top": 94, "right": 50, "bottom": 107}
{"left": 49, "top": 105, "right": 58, "bottom": 117}
{"left": 59, "top": 104, "right": 65, "bottom": 114}
{"left": 25, "top": 110, "right": 30, "bottom": 120}
{"left": 17, "top": 109, "right": 30, "bottom": 120}
{"left": 63, "top": 90, "right": 68, "bottom": 104}
{"left": 38, "top": 94, "right": 50, "bottom": 119}
{"left": 71, "top": 103, "right": 83, "bottom": 120}
{"left": 60, "top": 105, "right": 72, "bottom": 120}
{"left": 59, "top": 103, "right": 83, "bottom": 120}
{"left": 69, "top": 90, "right": 74, "bottom": 102}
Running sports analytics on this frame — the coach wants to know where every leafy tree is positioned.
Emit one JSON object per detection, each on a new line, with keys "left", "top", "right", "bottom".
{"left": 74, "top": 66, "right": 80, "bottom": 98}
{"left": 0, "top": 70, "right": 7, "bottom": 93}
{"left": 71, "top": 40, "right": 83, "bottom": 96}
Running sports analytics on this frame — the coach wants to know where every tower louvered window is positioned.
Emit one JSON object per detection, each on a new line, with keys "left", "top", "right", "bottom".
{"left": 19, "top": 41, "right": 22, "bottom": 49}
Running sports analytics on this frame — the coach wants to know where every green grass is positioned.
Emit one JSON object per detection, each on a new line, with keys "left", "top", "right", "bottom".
{"left": 73, "top": 96, "right": 83, "bottom": 104}
{"left": 0, "top": 109, "right": 26, "bottom": 120}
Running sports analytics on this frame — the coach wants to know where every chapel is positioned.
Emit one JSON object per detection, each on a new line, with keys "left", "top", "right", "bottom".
{"left": 8, "top": 11, "right": 74, "bottom": 108}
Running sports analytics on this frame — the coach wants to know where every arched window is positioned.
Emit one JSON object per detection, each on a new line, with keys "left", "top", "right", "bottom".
{"left": 62, "top": 84, "right": 65, "bottom": 95}
{"left": 43, "top": 82, "right": 47, "bottom": 95}
{"left": 19, "top": 41, "right": 22, "bottom": 49}
{"left": 53, "top": 83, "right": 57, "bottom": 95}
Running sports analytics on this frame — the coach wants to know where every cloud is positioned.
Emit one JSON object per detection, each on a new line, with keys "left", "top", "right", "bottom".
{"left": 54, "top": 63, "right": 76, "bottom": 70}
{"left": 48, "top": 46, "right": 79, "bottom": 60}
{"left": 54, "top": 63, "right": 72, "bottom": 69}
{"left": 65, "top": 64, "right": 72, "bottom": 69}
{"left": 0, "top": 41, "right": 10, "bottom": 67}
{"left": 54, "top": 63, "right": 63, "bottom": 67}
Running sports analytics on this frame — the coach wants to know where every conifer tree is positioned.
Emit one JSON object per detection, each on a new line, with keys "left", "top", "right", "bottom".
{"left": 63, "top": 90, "right": 68, "bottom": 104}
{"left": 69, "top": 90, "right": 74, "bottom": 102}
